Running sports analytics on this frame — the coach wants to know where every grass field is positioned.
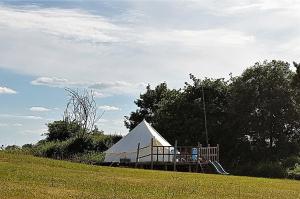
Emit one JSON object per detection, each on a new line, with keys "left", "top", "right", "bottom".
{"left": 0, "top": 151, "right": 300, "bottom": 199}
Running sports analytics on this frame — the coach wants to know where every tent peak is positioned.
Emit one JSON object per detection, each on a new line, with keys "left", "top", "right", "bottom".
{"left": 104, "top": 119, "right": 172, "bottom": 162}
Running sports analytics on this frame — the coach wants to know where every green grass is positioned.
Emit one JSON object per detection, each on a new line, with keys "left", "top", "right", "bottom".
{"left": 0, "top": 151, "right": 300, "bottom": 199}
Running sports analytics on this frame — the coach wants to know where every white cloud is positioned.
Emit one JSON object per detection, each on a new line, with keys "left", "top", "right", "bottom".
{"left": 29, "top": 106, "right": 51, "bottom": 112}
{"left": 140, "top": 29, "right": 255, "bottom": 46}
{"left": 98, "top": 105, "right": 121, "bottom": 111}
{"left": 96, "top": 118, "right": 108, "bottom": 126}
{"left": 0, "top": 3, "right": 265, "bottom": 88}
{"left": 0, "top": 114, "right": 43, "bottom": 120}
{"left": 31, "top": 76, "right": 146, "bottom": 96}
{"left": 0, "top": 6, "right": 123, "bottom": 44}
{"left": 0, "top": 86, "right": 17, "bottom": 94}
{"left": 230, "top": 0, "right": 300, "bottom": 12}
{"left": 89, "top": 81, "right": 131, "bottom": 90}
{"left": 89, "top": 81, "right": 145, "bottom": 95}
{"left": 93, "top": 91, "right": 111, "bottom": 98}
{"left": 0, "top": 123, "right": 23, "bottom": 127}
{"left": 98, "top": 119, "right": 108, "bottom": 123}
{"left": 31, "top": 77, "right": 72, "bottom": 87}
{"left": 13, "top": 123, "right": 23, "bottom": 127}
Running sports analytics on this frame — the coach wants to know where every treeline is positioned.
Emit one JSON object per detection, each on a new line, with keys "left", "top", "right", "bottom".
{"left": 5, "top": 121, "right": 122, "bottom": 164}
{"left": 125, "top": 60, "right": 300, "bottom": 179}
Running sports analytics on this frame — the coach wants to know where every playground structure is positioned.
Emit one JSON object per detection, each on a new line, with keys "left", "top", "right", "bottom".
{"left": 103, "top": 81, "right": 229, "bottom": 174}
{"left": 103, "top": 120, "right": 228, "bottom": 174}
{"left": 134, "top": 138, "right": 228, "bottom": 174}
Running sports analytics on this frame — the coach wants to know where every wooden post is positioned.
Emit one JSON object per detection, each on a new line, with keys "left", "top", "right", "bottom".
{"left": 156, "top": 146, "right": 159, "bottom": 162}
{"left": 173, "top": 140, "right": 177, "bottom": 171}
{"left": 199, "top": 144, "right": 202, "bottom": 159}
{"left": 197, "top": 142, "right": 200, "bottom": 161}
{"left": 196, "top": 142, "right": 200, "bottom": 173}
{"left": 135, "top": 143, "right": 140, "bottom": 168}
{"left": 207, "top": 144, "right": 210, "bottom": 161}
{"left": 150, "top": 138, "right": 154, "bottom": 170}
{"left": 186, "top": 147, "right": 188, "bottom": 162}
{"left": 162, "top": 146, "right": 165, "bottom": 162}
{"left": 217, "top": 144, "right": 219, "bottom": 162}
{"left": 168, "top": 147, "right": 170, "bottom": 162}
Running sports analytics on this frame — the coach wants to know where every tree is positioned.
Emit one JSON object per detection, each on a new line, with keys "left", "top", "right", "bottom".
{"left": 229, "top": 60, "right": 300, "bottom": 162}
{"left": 125, "top": 60, "right": 300, "bottom": 172}
{"left": 45, "top": 120, "right": 81, "bottom": 141}
{"left": 124, "top": 83, "right": 174, "bottom": 130}
{"left": 153, "top": 75, "right": 231, "bottom": 150}
{"left": 22, "top": 144, "right": 33, "bottom": 149}
{"left": 5, "top": 145, "right": 20, "bottom": 151}
{"left": 125, "top": 75, "right": 230, "bottom": 147}
{"left": 292, "top": 62, "right": 300, "bottom": 89}
{"left": 64, "top": 88, "right": 104, "bottom": 136}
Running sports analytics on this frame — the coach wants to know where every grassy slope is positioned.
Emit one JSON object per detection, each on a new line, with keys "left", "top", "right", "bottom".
{"left": 0, "top": 152, "right": 300, "bottom": 199}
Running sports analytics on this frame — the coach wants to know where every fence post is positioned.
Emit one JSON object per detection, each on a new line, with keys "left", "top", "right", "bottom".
{"left": 173, "top": 140, "right": 178, "bottom": 171}
{"left": 217, "top": 144, "right": 219, "bottom": 162}
{"left": 199, "top": 144, "right": 202, "bottom": 158}
{"left": 151, "top": 138, "right": 154, "bottom": 170}
{"left": 162, "top": 146, "right": 165, "bottom": 162}
{"left": 135, "top": 143, "right": 140, "bottom": 168}
{"left": 196, "top": 142, "right": 200, "bottom": 172}
{"left": 208, "top": 144, "right": 210, "bottom": 161}
{"left": 197, "top": 142, "right": 201, "bottom": 161}
{"left": 157, "top": 146, "right": 159, "bottom": 162}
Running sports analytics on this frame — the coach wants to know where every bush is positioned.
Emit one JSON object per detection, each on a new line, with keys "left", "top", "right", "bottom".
{"left": 288, "top": 165, "right": 300, "bottom": 180}
{"left": 45, "top": 120, "right": 81, "bottom": 141}
{"left": 253, "top": 162, "right": 287, "bottom": 178}
{"left": 233, "top": 163, "right": 254, "bottom": 176}
{"left": 33, "top": 134, "right": 121, "bottom": 158}
{"left": 22, "top": 144, "right": 33, "bottom": 149}
{"left": 32, "top": 132, "right": 122, "bottom": 163}
{"left": 234, "top": 161, "right": 287, "bottom": 178}
{"left": 88, "top": 133, "right": 122, "bottom": 152}
{"left": 282, "top": 156, "right": 300, "bottom": 169}
{"left": 33, "top": 139, "right": 105, "bottom": 164}
{"left": 5, "top": 145, "right": 21, "bottom": 151}
{"left": 34, "top": 141, "right": 68, "bottom": 158}
{"left": 66, "top": 136, "right": 93, "bottom": 154}
{"left": 70, "top": 152, "right": 105, "bottom": 164}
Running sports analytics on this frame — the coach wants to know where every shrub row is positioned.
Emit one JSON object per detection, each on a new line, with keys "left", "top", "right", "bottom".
{"left": 234, "top": 162, "right": 288, "bottom": 178}
{"left": 21, "top": 133, "right": 121, "bottom": 162}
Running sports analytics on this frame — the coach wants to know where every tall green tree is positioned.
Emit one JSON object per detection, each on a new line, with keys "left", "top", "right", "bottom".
{"left": 125, "top": 75, "right": 231, "bottom": 147}
{"left": 153, "top": 75, "right": 231, "bottom": 147}
{"left": 229, "top": 60, "right": 300, "bottom": 162}
{"left": 124, "top": 83, "right": 175, "bottom": 130}
{"left": 125, "top": 60, "right": 300, "bottom": 170}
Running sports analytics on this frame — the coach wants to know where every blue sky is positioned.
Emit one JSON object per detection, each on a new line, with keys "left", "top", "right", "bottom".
{"left": 0, "top": 68, "right": 136, "bottom": 145}
{"left": 0, "top": 0, "right": 300, "bottom": 145}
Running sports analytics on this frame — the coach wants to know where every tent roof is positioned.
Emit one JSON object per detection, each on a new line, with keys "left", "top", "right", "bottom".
{"left": 105, "top": 120, "right": 171, "bottom": 153}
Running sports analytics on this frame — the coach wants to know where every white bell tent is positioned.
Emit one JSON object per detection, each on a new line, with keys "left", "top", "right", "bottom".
{"left": 104, "top": 120, "right": 172, "bottom": 162}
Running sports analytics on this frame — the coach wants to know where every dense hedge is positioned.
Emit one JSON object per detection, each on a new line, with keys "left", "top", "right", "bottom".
{"left": 4, "top": 132, "right": 120, "bottom": 165}
{"left": 32, "top": 134, "right": 121, "bottom": 159}
{"left": 234, "top": 161, "right": 288, "bottom": 179}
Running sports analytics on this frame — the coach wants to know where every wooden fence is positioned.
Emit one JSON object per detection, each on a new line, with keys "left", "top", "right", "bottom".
{"left": 136, "top": 138, "right": 219, "bottom": 169}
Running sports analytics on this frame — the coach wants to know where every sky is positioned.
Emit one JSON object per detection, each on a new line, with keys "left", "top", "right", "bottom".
{"left": 0, "top": 0, "right": 300, "bottom": 146}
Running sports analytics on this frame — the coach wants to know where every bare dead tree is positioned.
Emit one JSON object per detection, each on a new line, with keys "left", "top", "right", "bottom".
{"left": 64, "top": 88, "right": 104, "bottom": 136}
